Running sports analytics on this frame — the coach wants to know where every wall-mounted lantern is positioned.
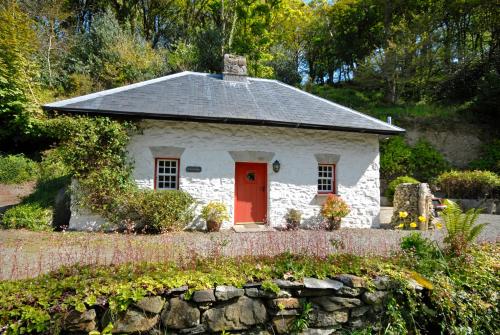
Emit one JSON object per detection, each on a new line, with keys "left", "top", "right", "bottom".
{"left": 272, "top": 160, "right": 280, "bottom": 173}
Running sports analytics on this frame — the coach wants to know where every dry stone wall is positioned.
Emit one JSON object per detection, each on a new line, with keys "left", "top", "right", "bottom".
{"left": 61, "top": 274, "right": 418, "bottom": 334}
{"left": 391, "top": 183, "right": 434, "bottom": 229}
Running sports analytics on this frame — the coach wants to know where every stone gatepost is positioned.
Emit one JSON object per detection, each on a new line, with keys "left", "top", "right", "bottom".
{"left": 391, "top": 183, "right": 434, "bottom": 229}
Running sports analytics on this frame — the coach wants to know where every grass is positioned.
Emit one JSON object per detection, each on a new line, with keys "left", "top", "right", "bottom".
{"left": 311, "top": 85, "right": 465, "bottom": 127}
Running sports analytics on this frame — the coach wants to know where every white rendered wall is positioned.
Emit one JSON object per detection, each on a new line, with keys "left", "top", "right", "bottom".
{"left": 129, "top": 120, "right": 380, "bottom": 229}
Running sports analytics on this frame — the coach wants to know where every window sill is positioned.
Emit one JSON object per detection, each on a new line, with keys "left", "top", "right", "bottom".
{"left": 316, "top": 193, "right": 336, "bottom": 197}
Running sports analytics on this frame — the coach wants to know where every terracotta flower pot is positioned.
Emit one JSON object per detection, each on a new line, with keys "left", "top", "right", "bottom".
{"left": 206, "top": 220, "right": 221, "bottom": 232}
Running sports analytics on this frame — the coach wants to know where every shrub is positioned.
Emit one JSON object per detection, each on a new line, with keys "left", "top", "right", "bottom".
{"left": 113, "top": 189, "right": 195, "bottom": 233}
{"left": 410, "top": 139, "right": 450, "bottom": 182}
{"left": 320, "top": 194, "right": 350, "bottom": 230}
{"left": 0, "top": 154, "right": 39, "bottom": 184}
{"left": 435, "top": 170, "right": 500, "bottom": 199}
{"left": 385, "top": 176, "right": 419, "bottom": 201}
{"left": 469, "top": 139, "right": 500, "bottom": 174}
{"left": 284, "top": 209, "right": 302, "bottom": 230}
{"left": 1, "top": 203, "right": 52, "bottom": 231}
{"left": 380, "top": 136, "right": 413, "bottom": 181}
{"left": 441, "top": 199, "right": 489, "bottom": 256}
{"left": 201, "top": 202, "right": 229, "bottom": 232}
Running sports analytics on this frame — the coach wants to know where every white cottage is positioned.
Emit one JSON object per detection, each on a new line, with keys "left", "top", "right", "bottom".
{"left": 44, "top": 55, "right": 404, "bottom": 230}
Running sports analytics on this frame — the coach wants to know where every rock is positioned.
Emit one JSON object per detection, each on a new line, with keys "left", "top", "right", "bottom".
{"left": 166, "top": 285, "right": 189, "bottom": 295}
{"left": 296, "top": 289, "right": 336, "bottom": 297}
{"left": 245, "top": 287, "right": 276, "bottom": 298}
{"left": 362, "top": 291, "right": 388, "bottom": 305}
{"left": 372, "top": 276, "right": 392, "bottom": 290}
{"left": 244, "top": 282, "right": 262, "bottom": 288}
{"left": 351, "top": 305, "right": 370, "bottom": 318}
{"left": 349, "top": 318, "right": 368, "bottom": 329}
{"left": 63, "top": 309, "right": 97, "bottom": 333}
{"left": 268, "top": 298, "right": 301, "bottom": 310}
{"left": 337, "top": 286, "right": 362, "bottom": 297}
{"left": 215, "top": 285, "right": 245, "bottom": 301}
{"left": 161, "top": 297, "right": 200, "bottom": 329}
{"left": 134, "top": 296, "right": 165, "bottom": 314}
{"left": 272, "top": 315, "right": 295, "bottom": 334}
{"left": 202, "top": 296, "right": 267, "bottom": 332}
{"left": 299, "top": 328, "right": 337, "bottom": 335}
{"left": 192, "top": 289, "right": 216, "bottom": 303}
{"left": 310, "top": 309, "right": 348, "bottom": 327}
{"left": 311, "top": 296, "right": 362, "bottom": 312}
{"left": 273, "top": 279, "right": 304, "bottom": 289}
{"left": 334, "top": 274, "right": 366, "bottom": 288}
{"left": 178, "top": 324, "right": 207, "bottom": 334}
{"left": 273, "top": 309, "right": 299, "bottom": 316}
{"left": 112, "top": 309, "right": 159, "bottom": 333}
{"left": 304, "top": 277, "right": 343, "bottom": 290}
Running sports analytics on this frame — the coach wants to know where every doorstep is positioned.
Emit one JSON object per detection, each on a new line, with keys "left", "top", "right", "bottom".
{"left": 232, "top": 224, "right": 274, "bottom": 233}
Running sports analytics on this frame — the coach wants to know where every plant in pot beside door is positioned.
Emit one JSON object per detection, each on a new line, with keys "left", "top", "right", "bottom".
{"left": 201, "top": 202, "right": 230, "bottom": 232}
{"left": 321, "top": 194, "right": 350, "bottom": 230}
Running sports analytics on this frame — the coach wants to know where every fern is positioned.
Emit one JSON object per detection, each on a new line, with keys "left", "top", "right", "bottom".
{"left": 441, "top": 200, "right": 489, "bottom": 255}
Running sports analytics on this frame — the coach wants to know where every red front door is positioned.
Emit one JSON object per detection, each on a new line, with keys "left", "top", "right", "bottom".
{"left": 235, "top": 162, "right": 267, "bottom": 224}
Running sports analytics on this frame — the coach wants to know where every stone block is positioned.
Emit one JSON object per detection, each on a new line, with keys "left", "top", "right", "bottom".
{"left": 273, "top": 279, "right": 304, "bottom": 289}
{"left": 192, "top": 289, "right": 216, "bottom": 303}
{"left": 161, "top": 297, "right": 200, "bottom": 329}
{"left": 310, "top": 308, "right": 348, "bottom": 327}
{"left": 202, "top": 296, "right": 267, "bottom": 332}
{"left": 334, "top": 274, "right": 366, "bottom": 288}
{"left": 134, "top": 296, "right": 165, "bottom": 314}
{"left": 304, "top": 277, "right": 343, "bottom": 290}
{"left": 272, "top": 315, "right": 295, "bottom": 334}
{"left": 362, "top": 291, "right": 388, "bottom": 305}
{"left": 215, "top": 285, "right": 245, "bottom": 301}
{"left": 337, "top": 285, "right": 362, "bottom": 297}
{"left": 112, "top": 309, "right": 159, "bottom": 333}
{"left": 351, "top": 305, "right": 370, "bottom": 318}
{"left": 268, "top": 298, "right": 301, "bottom": 310}
{"left": 63, "top": 309, "right": 97, "bottom": 333}
{"left": 311, "top": 296, "right": 362, "bottom": 312}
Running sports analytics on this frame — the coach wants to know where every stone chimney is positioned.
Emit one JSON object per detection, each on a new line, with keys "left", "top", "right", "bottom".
{"left": 223, "top": 54, "right": 248, "bottom": 82}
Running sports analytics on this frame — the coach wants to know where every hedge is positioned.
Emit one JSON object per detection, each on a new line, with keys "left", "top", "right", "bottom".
{"left": 435, "top": 170, "right": 500, "bottom": 199}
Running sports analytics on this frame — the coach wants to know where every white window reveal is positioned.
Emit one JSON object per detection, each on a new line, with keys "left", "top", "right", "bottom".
{"left": 318, "top": 164, "right": 336, "bottom": 194}
{"left": 155, "top": 158, "right": 179, "bottom": 190}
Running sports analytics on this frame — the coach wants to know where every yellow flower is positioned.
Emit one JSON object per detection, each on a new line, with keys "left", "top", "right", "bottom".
{"left": 410, "top": 222, "right": 417, "bottom": 228}
{"left": 397, "top": 223, "right": 404, "bottom": 229}
{"left": 418, "top": 216, "right": 426, "bottom": 223}
{"left": 436, "top": 223, "right": 443, "bottom": 230}
{"left": 399, "top": 211, "right": 408, "bottom": 218}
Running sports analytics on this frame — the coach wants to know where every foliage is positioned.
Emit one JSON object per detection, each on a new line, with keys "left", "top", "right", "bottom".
{"left": 0, "top": 155, "right": 39, "bottom": 184}
{"left": 200, "top": 202, "right": 230, "bottom": 224}
{"left": 469, "top": 139, "right": 500, "bottom": 174}
{"left": 320, "top": 194, "right": 350, "bottom": 230}
{"left": 410, "top": 139, "right": 450, "bottom": 182}
{"left": 441, "top": 200, "right": 489, "bottom": 256}
{"left": 1, "top": 203, "right": 52, "bottom": 231}
{"left": 0, "top": 245, "right": 498, "bottom": 334}
{"left": 435, "top": 170, "right": 500, "bottom": 199}
{"left": 112, "top": 189, "right": 196, "bottom": 233}
{"left": 284, "top": 208, "right": 302, "bottom": 230}
{"left": 290, "top": 301, "right": 313, "bottom": 333}
{"left": 399, "top": 233, "right": 445, "bottom": 275}
{"left": 380, "top": 137, "right": 413, "bottom": 181}
{"left": 385, "top": 176, "right": 419, "bottom": 201}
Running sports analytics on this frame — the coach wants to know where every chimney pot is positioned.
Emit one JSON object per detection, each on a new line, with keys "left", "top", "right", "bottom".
{"left": 223, "top": 54, "right": 248, "bottom": 82}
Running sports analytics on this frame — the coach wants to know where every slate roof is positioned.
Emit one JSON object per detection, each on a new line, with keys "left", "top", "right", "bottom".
{"left": 43, "top": 71, "right": 404, "bottom": 135}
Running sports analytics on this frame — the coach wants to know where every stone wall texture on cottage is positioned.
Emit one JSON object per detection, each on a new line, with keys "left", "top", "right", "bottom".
{"left": 129, "top": 120, "right": 381, "bottom": 229}
{"left": 62, "top": 275, "right": 409, "bottom": 334}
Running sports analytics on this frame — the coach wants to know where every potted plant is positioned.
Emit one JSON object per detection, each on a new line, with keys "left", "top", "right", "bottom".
{"left": 285, "top": 209, "right": 302, "bottom": 230}
{"left": 320, "top": 194, "right": 350, "bottom": 230}
{"left": 201, "top": 202, "right": 229, "bottom": 232}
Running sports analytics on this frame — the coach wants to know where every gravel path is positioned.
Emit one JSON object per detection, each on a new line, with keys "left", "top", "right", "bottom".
{"left": 0, "top": 209, "right": 497, "bottom": 281}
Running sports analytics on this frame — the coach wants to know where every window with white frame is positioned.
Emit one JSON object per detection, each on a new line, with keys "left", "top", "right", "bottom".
{"left": 318, "top": 164, "right": 335, "bottom": 193}
{"left": 155, "top": 158, "right": 179, "bottom": 190}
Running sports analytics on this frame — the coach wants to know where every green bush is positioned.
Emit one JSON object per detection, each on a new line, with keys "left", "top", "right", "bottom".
{"left": 469, "top": 139, "right": 500, "bottom": 174}
{"left": 410, "top": 139, "right": 450, "bottom": 181}
{"left": 435, "top": 170, "right": 500, "bottom": 199}
{"left": 114, "top": 189, "right": 196, "bottom": 233}
{"left": 385, "top": 176, "right": 419, "bottom": 200}
{"left": 380, "top": 136, "right": 413, "bottom": 181}
{"left": 1, "top": 203, "right": 52, "bottom": 231}
{"left": 0, "top": 154, "right": 39, "bottom": 184}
